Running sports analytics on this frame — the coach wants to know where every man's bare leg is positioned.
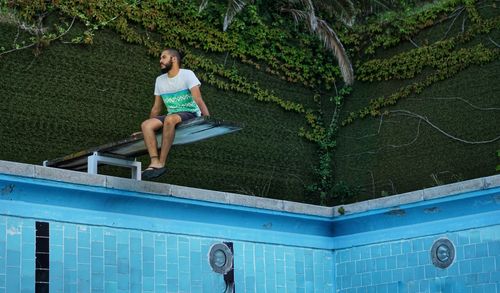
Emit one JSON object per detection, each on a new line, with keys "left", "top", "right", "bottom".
{"left": 159, "top": 114, "right": 182, "bottom": 166}
{"left": 141, "top": 118, "right": 164, "bottom": 168}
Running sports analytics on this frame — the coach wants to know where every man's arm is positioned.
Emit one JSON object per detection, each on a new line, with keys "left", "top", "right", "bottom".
{"left": 190, "top": 85, "right": 210, "bottom": 116}
{"left": 150, "top": 95, "right": 164, "bottom": 118}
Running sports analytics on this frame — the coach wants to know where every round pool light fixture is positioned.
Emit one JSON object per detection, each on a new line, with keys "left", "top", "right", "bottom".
{"left": 431, "top": 238, "right": 455, "bottom": 268}
{"left": 209, "top": 243, "right": 234, "bottom": 274}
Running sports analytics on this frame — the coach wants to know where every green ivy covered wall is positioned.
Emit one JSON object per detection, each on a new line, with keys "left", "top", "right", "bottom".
{"left": 0, "top": 0, "right": 498, "bottom": 205}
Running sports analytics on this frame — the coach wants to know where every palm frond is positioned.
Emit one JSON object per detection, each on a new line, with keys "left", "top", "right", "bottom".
{"left": 223, "top": 0, "right": 252, "bottom": 31}
{"left": 315, "top": 19, "right": 354, "bottom": 84}
{"left": 281, "top": 8, "right": 315, "bottom": 31}
{"left": 282, "top": 8, "right": 354, "bottom": 85}
{"left": 198, "top": 0, "right": 209, "bottom": 13}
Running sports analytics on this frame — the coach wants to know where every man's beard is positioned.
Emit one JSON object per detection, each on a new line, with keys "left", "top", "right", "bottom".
{"left": 160, "top": 60, "right": 173, "bottom": 74}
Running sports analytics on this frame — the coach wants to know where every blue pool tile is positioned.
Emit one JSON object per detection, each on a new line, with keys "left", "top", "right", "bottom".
{"left": 295, "top": 260, "right": 305, "bottom": 275}
{"left": 155, "top": 255, "right": 167, "bottom": 271}
{"left": 365, "top": 259, "right": 374, "bottom": 272}
{"left": 360, "top": 247, "right": 371, "bottom": 260}
{"left": 340, "top": 275, "right": 351, "bottom": 289}
{"left": 91, "top": 242, "right": 104, "bottom": 257}
{"left": 411, "top": 239, "right": 424, "bottom": 252}
{"left": 0, "top": 258, "right": 4, "bottom": 275}
{"left": 104, "top": 250, "right": 116, "bottom": 266}
{"left": 477, "top": 272, "right": 490, "bottom": 284}
{"left": 78, "top": 248, "right": 91, "bottom": 264}
{"left": 488, "top": 241, "right": 500, "bottom": 256}
{"left": 401, "top": 240, "right": 411, "bottom": 254}
{"left": 6, "top": 249, "right": 20, "bottom": 267}
{"left": 459, "top": 260, "right": 472, "bottom": 275}
{"left": 375, "top": 283, "right": 388, "bottom": 293}
{"left": 166, "top": 235, "right": 178, "bottom": 249}
{"left": 339, "top": 249, "right": 351, "bottom": 262}
{"left": 447, "top": 263, "right": 459, "bottom": 276}
{"left": 143, "top": 246, "right": 154, "bottom": 263}
{"left": 491, "top": 271, "right": 500, "bottom": 282}
{"left": 475, "top": 243, "right": 488, "bottom": 257}
{"left": 351, "top": 247, "right": 361, "bottom": 261}
{"left": 469, "top": 230, "right": 481, "bottom": 244}
{"left": 104, "top": 282, "right": 117, "bottom": 293}
{"left": 379, "top": 244, "right": 391, "bottom": 257}
{"left": 143, "top": 277, "right": 154, "bottom": 291}
{"left": 457, "top": 232, "right": 470, "bottom": 246}
{"left": 413, "top": 266, "right": 425, "bottom": 280}
{"left": 425, "top": 265, "right": 436, "bottom": 279}
{"left": 470, "top": 258, "right": 483, "bottom": 273}
{"left": 402, "top": 268, "right": 414, "bottom": 282}
{"left": 155, "top": 270, "right": 167, "bottom": 285}
{"left": 117, "top": 244, "right": 128, "bottom": 259}
{"left": 482, "top": 257, "right": 495, "bottom": 272}
{"left": 418, "top": 251, "right": 429, "bottom": 266}
{"left": 64, "top": 253, "right": 77, "bottom": 271}
{"left": 371, "top": 271, "right": 381, "bottom": 285}
{"left": 351, "top": 274, "right": 362, "bottom": 287}
{"left": 407, "top": 252, "right": 418, "bottom": 266}
{"left": 483, "top": 283, "right": 497, "bottom": 293}
{"left": 78, "top": 228, "right": 90, "bottom": 248}
{"left": 422, "top": 237, "right": 435, "bottom": 252}
{"left": 104, "top": 265, "right": 117, "bottom": 281}
{"left": 346, "top": 261, "right": 355, "bottom": 275}
{"left": 390, "top": 243, "right": 402, "bottom": 255}
{"left": 391, "top": 268, "right": 403, "bottom": 282}
{"left": 166, "top": 263, "right": 178, "bottom": 279}
{"left": 91, "top": 256, "right": 104, "bottom": 273}
{"left": 337, "top": 262, "right": 346, "bottom": 276}
{"left": 419, "top": 279, "right": 430, "bottom": 292}
{"left": 386, "top": 256, "right": 396, "bottom": 270}
{"left": 130, "top": 237, "right": 141, "bottom": 252}
{"left": 91, "top": 227, "right": 103, "bottom": 242}
{"left": 115, "top": 230, "right": 129, "bottom": 245}
{"left": 396, "top": 254, "right": 407, "bottom": 268}
{"left": 361, "top": 272, "right": 371, "bottom": 286}
{"left": 355, "top": 260, "right": 365, "bottom": 274}
{"left": 370, "top": 245, "right": 381, "bottom": 258}
{"left": 179, "top": 257, "right": 190, "bottom": 275}
{"left": 380, "top": 270, "right": 392, "bottom": 283}
{"left": 155, "top": 239, "right": 166, "bottom": 254}
{"left": 104, "top": 234, "right": 117, "bottom": 251}
{"left": 143, "top": 261, "right": 154, "bottom": 277}
{"left": 64, "top": 224, "right": 77, "bottom": 239}
{"left": 464, "top": 244, "right": 476, "bottom": 259}
{"left": 375, "top": 257, "right": 387, "bottom": 271}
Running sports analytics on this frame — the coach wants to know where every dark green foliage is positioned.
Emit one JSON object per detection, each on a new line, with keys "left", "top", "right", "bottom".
{"left": 1, "top": 0, "right": 499, "bottom": 206}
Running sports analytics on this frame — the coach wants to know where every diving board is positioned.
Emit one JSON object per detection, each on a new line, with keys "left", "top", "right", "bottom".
{"left": 43, "top": 117, "right": 242, "bottom": 180}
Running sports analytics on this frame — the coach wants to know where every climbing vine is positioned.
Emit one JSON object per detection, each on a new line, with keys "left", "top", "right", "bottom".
{"left": 2, "top": 0, "right": 498, "bottom": 204}
{"left": 342, "top": 0, "right": 500, "bottom": 125}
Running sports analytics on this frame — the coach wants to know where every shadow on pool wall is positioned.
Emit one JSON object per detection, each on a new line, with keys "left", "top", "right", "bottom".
{"left": 0, "top": 160, "right": 499, "bottom": 292}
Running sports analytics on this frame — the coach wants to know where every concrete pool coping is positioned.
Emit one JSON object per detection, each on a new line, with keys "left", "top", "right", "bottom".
{"left": 1, "top": 159, "right": 499, "bottom": 218}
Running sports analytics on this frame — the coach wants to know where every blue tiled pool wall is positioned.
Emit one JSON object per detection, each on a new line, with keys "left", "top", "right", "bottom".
{"left": 335, "top": 224, "right": 500, "bottom": 293}
{"left": 0, "top": 215, "right": 335, "bottom": 293}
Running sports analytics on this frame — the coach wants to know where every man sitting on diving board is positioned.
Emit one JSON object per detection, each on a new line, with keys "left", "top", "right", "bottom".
{"left": 140, "top": 48, "right": 210, "bottom": 180}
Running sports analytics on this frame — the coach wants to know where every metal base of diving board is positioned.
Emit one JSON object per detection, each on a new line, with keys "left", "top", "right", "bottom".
{"left": 43, "top": 117, "right": 241, "bottom": 180}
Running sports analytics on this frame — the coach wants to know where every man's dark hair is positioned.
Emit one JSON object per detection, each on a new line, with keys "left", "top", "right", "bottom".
{"left": 165, "top": 48, "right": 182, "bottom": 67}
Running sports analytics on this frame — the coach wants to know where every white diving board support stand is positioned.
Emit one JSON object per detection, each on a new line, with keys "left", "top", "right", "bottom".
{"left": 87, "top": 152, "right": 142, "bottom": 180}
{"left": 43, "top": 117, "right": 242, "bottom": 181}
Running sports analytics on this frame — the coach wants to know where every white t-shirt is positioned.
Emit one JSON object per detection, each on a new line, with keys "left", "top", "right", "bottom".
{"left": 154, "top": 69, "right": 201, "bottom": 115}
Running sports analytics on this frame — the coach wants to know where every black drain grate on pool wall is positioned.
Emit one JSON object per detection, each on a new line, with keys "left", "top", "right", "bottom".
{"left": 35, "top": 221, "right": 50, "bottom": 293}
